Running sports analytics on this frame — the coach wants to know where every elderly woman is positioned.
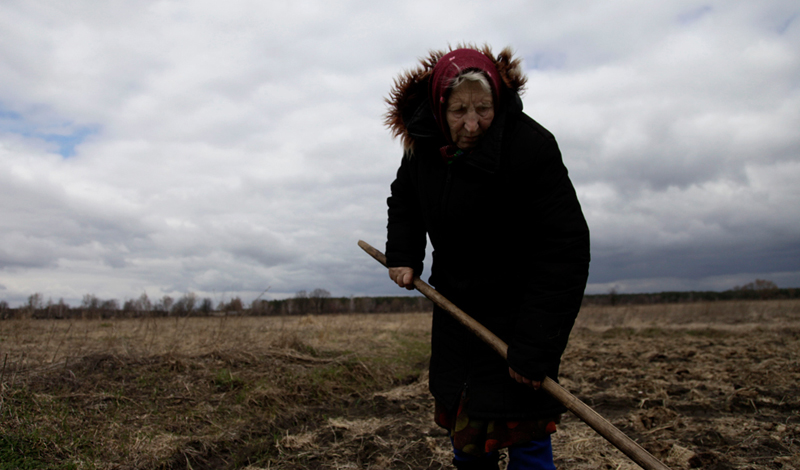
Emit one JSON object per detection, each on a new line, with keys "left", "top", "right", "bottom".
{"left": 384, "top": 46, "right": 590, "bottom": 469}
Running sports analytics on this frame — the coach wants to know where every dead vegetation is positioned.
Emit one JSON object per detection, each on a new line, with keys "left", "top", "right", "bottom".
{"left": 1, "top": 301, "right": 799, "bottom": 469}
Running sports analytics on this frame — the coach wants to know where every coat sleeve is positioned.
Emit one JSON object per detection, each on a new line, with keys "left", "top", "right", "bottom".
{"left": 385, "top": 152, "right": 427, "bottom": 275}
{"left": 504, "top": 126, "right": 590, "bottom": 382}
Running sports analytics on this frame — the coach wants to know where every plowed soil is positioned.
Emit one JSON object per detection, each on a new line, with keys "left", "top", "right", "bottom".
{"left": 1, "top": 300, "right": 798, "bottom": 469}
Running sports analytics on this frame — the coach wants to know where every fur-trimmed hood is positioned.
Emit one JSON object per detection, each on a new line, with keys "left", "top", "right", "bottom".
{"left": 384, "top": 45, "right": 527, "bottom": 151}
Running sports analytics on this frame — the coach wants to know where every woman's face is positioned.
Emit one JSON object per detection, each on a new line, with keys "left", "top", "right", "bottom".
{"left": 446, "top": 81, "right": 494, "bottom": 150}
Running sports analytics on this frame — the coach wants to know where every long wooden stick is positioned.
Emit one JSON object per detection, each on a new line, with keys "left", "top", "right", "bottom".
{"left": 358, "top": 240, "right": 671, "bottom": 470}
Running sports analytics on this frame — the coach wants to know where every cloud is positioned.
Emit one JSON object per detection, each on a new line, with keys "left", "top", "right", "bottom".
{"left": 0, "top": 0, "right": 798, "bottom": 306}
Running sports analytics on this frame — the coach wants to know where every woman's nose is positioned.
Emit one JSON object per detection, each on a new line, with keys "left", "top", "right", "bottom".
{"left": 464, "top": 113, "right": 479, "bottom": 132}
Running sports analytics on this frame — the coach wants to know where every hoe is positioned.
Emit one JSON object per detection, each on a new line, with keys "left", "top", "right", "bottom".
{"left": 359, "top": 240, "right": 671, "bottom": 470}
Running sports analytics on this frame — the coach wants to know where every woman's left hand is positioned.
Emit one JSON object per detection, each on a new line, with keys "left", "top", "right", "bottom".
{"left": 509, "top": 367, "right": 541, "bottom": 390}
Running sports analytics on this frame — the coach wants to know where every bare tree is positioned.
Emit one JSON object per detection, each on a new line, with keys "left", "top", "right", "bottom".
{"left": 172, "top": 292, "right": 197, "bottom": 316}
{"left": 735, "top": 279, "right": 778, "bottom": 291}
{"left": 82, "top": 294, "right": 101, "bottom": 310}
{"left": 163, "top": 295, "right": 174, "bottom": 313}
{"left": 136, "top": 293, "right": 152, "bottom": 314}
{"left": 221, "top": 297, "right": 243, "bottom": 314}
{"left": 46, "top": 298, "right": 69, "bottom": 319}
{"left": 734, "top": 279, "right": 779, "bottom": 300}
{"left": 101, "top": 299, "right": 119, "bottom": 311}
{"left": 28, "top": 293, "right": 44, "bottom": 312}
{"left": 309, "top": 288, "right": 331, "bottom": 314}
{"left": 199, "top": 297, "right": 214, "bottom": 314}
{"left": 294, "top": 290, "right": 309, "bottom": 315}
{"left": 123, "top": 293, "right": 152, "bottom": 317}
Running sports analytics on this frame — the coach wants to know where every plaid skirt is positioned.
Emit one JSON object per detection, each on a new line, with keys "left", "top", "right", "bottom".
{"left": 435, "top": 396, "right": 559, "bottom": 457}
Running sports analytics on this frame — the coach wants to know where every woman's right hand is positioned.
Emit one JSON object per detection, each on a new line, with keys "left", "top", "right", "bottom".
{"left": 389, "top": 267, "right": 415, "bottom": 290}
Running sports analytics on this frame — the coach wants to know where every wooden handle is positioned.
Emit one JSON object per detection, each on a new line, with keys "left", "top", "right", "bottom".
{"left": 358, "top": 240, "right": 671, "bottom": 470}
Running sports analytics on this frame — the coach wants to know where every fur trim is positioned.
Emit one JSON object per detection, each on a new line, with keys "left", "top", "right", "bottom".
{"left": 384, "top": 44, "right": 527, "bottom": 151}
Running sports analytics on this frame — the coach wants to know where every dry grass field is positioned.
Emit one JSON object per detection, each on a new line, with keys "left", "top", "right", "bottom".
{"left": 1, "top": 300, "right": 799, "bottom": 469}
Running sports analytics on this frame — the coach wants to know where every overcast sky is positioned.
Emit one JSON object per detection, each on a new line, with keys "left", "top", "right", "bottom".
{"left": 1, "top": 1, "right": 798, "bottom": 307}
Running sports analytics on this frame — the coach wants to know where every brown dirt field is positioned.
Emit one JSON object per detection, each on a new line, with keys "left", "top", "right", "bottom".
{"left": 1, "top": 300, "right": 798, "bottom": 469}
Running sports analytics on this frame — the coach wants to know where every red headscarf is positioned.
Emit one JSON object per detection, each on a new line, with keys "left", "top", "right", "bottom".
{"left": 429, "top": 48, "right": 503, "bottom": 143}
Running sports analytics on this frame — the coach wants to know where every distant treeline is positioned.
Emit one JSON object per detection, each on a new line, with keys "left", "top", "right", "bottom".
{"left": 583, "top": 287, "right": 799, "bottom": 306}
{"left": 0, "top": 291, "right": 434, "bottom": 320}
{"left": 1, "top": 280, "right": 796, "bottom": 320}
{"left": 584, "top": 279, "right": 798, "bottom": 306}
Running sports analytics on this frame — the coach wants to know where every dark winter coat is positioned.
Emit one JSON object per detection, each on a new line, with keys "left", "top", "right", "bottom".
{"left": 384, "top": 47, "right": 590, "bottom": 420}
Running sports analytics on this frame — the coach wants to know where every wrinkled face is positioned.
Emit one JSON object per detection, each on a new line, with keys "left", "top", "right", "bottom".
{"left": 446, "top": 81, "right": 494, "bottom": 150}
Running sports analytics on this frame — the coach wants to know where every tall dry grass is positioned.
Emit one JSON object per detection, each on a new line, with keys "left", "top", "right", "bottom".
{"left": 574, "top": 299, "right": 800, "bottom": 330}
{"left": 0, "top": 313, "right": 433, "bottom": 371}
